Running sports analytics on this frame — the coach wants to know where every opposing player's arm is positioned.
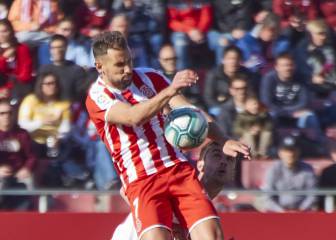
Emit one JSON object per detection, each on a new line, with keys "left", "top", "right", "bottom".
{"left": 106, "top": 70, "right": 198, "bottom": 127}
{"left": 169, "top": 93, "right": 250, "bottom": 158}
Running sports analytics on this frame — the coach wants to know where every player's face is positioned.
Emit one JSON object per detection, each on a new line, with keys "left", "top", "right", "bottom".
{"left": 98, "top": 48, "right": 133, "bottom": 90}
{"left": 202, "top": 144, "right": 228, "bottom": 184}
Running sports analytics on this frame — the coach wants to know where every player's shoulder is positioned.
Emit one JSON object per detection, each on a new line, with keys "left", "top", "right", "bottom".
{"left": 86, "top": 79, "right": 113, "bottom": 110}
{"left": 134, "top": 67, "right": 165, "bottom": 78}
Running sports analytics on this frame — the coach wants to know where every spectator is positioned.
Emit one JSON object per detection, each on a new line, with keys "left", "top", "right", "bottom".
{"left": 295, "top": 19, "right": 336, "bottom": 97}
{"left": 0, "top": 19, "right": 33, "bottom": 100}
{"left": 8, "top": 0, "right": 64, "bottom": 45}
{"left": 80, "top": 0, "right": 111, "bottom": 38}
{"left": 319, "top": 141, "right": 336, "bottom": 211}
{"left": 272, "top": 0, "right": 318, "bottom": 29}
{"left": 0, "top": 99, "right": 36, "bottom": 210}
{"left": 236, "top": 13, "right": 290, "bottom": 74}
{"left": 204, "top": 45, "right": 257, "bottom": 115}
{"left": 260, "top": 53, "right": 322, "bottom": 137}
{"left": 158, "top": 44, "right": 177, "bottom": 80}
{"left": 208, "top": 0, "right": 255, "bottom": 65}
{"left": 281, "top": 12, "right": 307, "bottom": 48}
{"left": 38, "top": 34, "right": 88, "bottom": 101}
{"left": 158, "top": 43, "right": 205, "bottom": 109}
{"left": 113, "top": 0, "right": 163, "bottom": 68}
{"left": 167, "top": 0, "right": 213, "bottom": 69}
{"left": 233, "top": 96, "right": 273, "bottom": 158}
{"left": 319, "top": 0, "right": 336, "bottom": 31}
{"left": 262, "top": 135, "right": 317, "bottom": 212}
{"left": 18, "top": 71, "right": 71, "bottom": 158}
{"left": 109, "top": 14, "right": 149, "bottom": 68}
{"left": 217, "top": 75, "right": 251, "bottom": 137}
{"left": 38, "top": 18, "right": 92, "bottom": 68}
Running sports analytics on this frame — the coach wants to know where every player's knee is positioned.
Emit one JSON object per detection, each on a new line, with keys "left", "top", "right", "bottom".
{"left": 140, "top": 227, "right": 172, "bottom": 240}
{"left": 190, "top": 219, "right": 224, "bottom": 240}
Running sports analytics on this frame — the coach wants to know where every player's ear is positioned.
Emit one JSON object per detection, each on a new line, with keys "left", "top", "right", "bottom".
{"left": 95, "top": 60, "right": 104, "bottom": 75}
{"left": 196, "top": 160, "right": 205, "bottom": 173}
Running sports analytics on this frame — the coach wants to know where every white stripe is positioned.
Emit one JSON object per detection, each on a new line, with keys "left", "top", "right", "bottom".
{"left": 111, "top": 93, "right": 138, "bottom": 183}
{"left": 127, "top": 85, "right": 157, "bottom": 175}
{"left": 117, "top": 126, "right": 138, "bottom": 183}
{"left": 135, "top": 71, "right": 178, "bottom": 167}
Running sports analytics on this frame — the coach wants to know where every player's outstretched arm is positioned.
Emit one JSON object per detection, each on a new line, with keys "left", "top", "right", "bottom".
{"left": 105, "top": 70, "right": 198, "bottom": 127}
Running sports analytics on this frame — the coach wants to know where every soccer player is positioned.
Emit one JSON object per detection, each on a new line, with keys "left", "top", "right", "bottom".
{"left": 112, "top": 141, "right": 235, "bottom": 240}
{"left": 86, "top": 31, "right": 250, "bottom": 240}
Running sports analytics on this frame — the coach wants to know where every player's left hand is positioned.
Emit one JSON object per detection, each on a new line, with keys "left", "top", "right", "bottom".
{"left": 222, "top": 140, "right": 251, "bottom": 159}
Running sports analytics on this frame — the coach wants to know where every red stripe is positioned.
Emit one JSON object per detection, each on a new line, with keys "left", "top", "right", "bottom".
{"left": 94, "top": 83, "right": 129, "bottom": 185}
{"left": 106, "top": 124, "right": 129, "bottom": 186}
{"left": 122, "top": 89, "right": 164, "bottom": 171}
{"left": 157, "top": 113, "right": 179, "bottom": 164}
{"left": 145, "top": 72, "right": 170, "bottom": 93}
{"left": 140, "top": 71, "right": 179, "bottom": 163}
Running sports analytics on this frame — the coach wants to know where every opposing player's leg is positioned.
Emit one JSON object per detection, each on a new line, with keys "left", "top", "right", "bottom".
{"left": 189, "top": 218, "right": 223, "bottom": 240}
{"left": 168, "top": 162, "right": 223, "bottom": 240}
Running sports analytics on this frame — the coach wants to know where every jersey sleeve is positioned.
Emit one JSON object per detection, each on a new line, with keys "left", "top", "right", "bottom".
{"left": 144, "top": 69, "right": 172, "bottom": 93}
{"left": 85, "top": 86, "right": 118, "bottom": 124}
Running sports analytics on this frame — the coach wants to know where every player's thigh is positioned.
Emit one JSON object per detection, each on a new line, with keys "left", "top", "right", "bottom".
{"left": 189, "top": 218, "right": 224, "bottom": 240}
{"left": 125, "top": 176, "right": 173, "bottom": 238}
{"left": 140, "top": 227, "right": 173, "bottom": 240}
{"left": 169, "top": 163, "right": 218, "bottom": 230}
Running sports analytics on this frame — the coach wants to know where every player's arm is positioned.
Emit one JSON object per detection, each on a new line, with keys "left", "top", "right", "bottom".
{"left": 105, "top": 70, "right": 198, "bottom": 127}
{"left": 169, "top": 94, "right": 250, "bottom": 158}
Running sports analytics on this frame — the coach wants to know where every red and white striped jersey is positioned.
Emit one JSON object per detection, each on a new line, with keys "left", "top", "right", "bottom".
{"left": 86, "top": 68, "right": 188, "bottom": 188}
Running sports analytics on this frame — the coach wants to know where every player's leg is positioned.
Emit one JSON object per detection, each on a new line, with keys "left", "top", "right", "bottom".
{"left": 168, "top": 162, "right": 222, "bottom": 240}
{"left": 189, "top": 218, "right": 223, "bottom": 240}
{"left": 125, "top": 173, "right": 174, "bottom": 240}
{"left": 140, "top": 227, "right": 173, "bottom": 240}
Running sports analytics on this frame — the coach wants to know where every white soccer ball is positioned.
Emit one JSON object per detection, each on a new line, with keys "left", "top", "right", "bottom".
{"left": 164, "top": 106, "right": 208, "bottom": 149}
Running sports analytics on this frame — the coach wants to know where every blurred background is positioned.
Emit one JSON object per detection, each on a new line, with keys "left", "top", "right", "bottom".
{"left": 0, "top": 0, "right": 336, "bottom": 226}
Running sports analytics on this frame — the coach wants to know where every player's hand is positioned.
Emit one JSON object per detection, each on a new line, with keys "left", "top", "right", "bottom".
{"left": 170, "top": 70, "right": 198, "bottom": 93}
{"left": 222, "top": 140, "right": 250, "bottom": 159}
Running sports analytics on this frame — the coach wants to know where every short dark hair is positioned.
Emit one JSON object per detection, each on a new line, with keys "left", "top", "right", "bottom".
{"left": 35, "top": 72, "right": 61, "bottom": 102}
{"left": 92, "top": 31, "right": 128, "bottom": 58}
{"left": 275, "top": 52, "right": 294, "bottom": 63}
{"left": 229, "top": 73, "right": 248, "bottom": 87}
{"left": 223, "top": 45, "right": 243, "bottom": 59}
{"left": 50, "top": 34, "right": 68, "bottom": 46}
{"left": 199, "top": 141, "right": 221, "bottom": 162}
{"left": 261, "top": 13, "right": 280, "bottom": 30}
{"left": 0, "top": 98, "right": 11, "bottom": 107}
{"left": 0, "top": 18, "right": 18, "bottom": 46}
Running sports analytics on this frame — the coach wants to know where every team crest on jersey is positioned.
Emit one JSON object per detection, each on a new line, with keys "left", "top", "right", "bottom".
{"left": 140, "top": 85, "right": 155, "bottom": 98}
{"left": 96, "top": 93, "right": 110, "bottom": 109}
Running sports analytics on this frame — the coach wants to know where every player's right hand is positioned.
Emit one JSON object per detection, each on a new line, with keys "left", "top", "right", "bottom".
{"left": 170, "top": 70, "right": 198, "bottom": 93}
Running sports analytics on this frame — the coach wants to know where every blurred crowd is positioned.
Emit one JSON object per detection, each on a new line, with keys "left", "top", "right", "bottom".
{"left": 0, "top": 0, "right": 336, "bottom": 212}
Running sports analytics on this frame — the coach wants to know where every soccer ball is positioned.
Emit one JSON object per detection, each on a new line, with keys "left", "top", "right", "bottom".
{"left": 164, "top": 106, "right": 208, "bottom": 149}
